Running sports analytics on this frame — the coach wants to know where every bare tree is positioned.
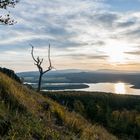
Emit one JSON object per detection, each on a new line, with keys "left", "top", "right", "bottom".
{"left": 0, "top": 0, "right": 19, "bottom": 25}
{"left": 30, "top": 44, "right": 53, "bottom": 92}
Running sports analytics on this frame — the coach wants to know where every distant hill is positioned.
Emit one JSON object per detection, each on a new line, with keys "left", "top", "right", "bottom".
{"left": 96, "top": 69, "right": 140, "bottom": 74}
{"left": 17, "top": 69, "right": 140, "bottom": 89}
{"left": 17, "top": 69, "right": 140, "bottom": 77}
{"left": 17, "top": 69, "right": 85, "bottom": 76}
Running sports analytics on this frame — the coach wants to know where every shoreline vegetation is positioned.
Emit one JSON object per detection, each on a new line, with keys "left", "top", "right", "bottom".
{"left": 25, "top": 82, "right": 90, "bottom": 90}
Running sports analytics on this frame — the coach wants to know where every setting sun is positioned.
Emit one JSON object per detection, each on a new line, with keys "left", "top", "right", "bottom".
{"left": 108, "top": 46, "right": 125, "bottom": 64}
{"left": 102, "top": 40, "right": 129, "bottom": 64}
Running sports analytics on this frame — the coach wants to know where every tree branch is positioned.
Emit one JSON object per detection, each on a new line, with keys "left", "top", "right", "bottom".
{"left": 30, "top": 44, "right": 53, "bottom": 91}
{"left": 30, "top": 44, "right": 53, "bottom": 74}
{"left": 0, "top": 13, "right": 16, "bottom": 25}
{"left": 0, "top": 0, "right": 19, "bottom": 25}
{"left": 30, "top": 44, "right": 38, "bottom": 63}
{"left": 0, "top": 0, "right": 19, "bottom": 9}
{"left": 43, "top": 44, "right": 52, "bottom": 74}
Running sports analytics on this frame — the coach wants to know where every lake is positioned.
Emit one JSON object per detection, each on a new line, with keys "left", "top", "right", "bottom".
{"left": 25, "top": 82, "right": 140, "bottom": 95}
{"left": 78, "top": 82, "right": 140, "bottom": 95}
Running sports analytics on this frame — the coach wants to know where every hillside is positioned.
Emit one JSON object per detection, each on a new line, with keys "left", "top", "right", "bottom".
{"left": 45, "top": 91, "right": 140, "bottom": 140}
{"left": 0, "top": 72, "right": 117, "bottom": 140}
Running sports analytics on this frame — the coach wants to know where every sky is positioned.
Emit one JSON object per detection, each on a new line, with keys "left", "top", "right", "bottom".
{"left": 0, "top": 0, "right": 140, "bottom": 72}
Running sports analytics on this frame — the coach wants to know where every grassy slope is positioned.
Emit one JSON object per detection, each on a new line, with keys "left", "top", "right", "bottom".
{"left": 0, "top": 72, "right": 117, "bottom": 140}
{"left": 45, "top": 91, "right": 140, "bottom": 140}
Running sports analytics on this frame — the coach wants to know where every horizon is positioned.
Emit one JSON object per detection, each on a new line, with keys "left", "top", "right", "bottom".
{"left": 16, "top": 68, "right": 140, "bottom": 74}
{"left": 0, "top": 0, "right": 140, "bottom": 72}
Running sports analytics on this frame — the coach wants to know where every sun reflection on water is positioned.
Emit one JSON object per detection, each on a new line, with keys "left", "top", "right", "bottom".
{"left": 114, "top": 82, "right": 126, "bottom": 94}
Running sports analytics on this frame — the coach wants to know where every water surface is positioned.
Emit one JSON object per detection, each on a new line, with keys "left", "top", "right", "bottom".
{"left": 25, "top": 82, "right": 140, "bottom": 95}
{"left": 79, "top": 82, "right": 140, "bottom": 95}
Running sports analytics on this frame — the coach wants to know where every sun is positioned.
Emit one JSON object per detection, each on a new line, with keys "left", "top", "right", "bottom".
{"left": 102, "top": 40, "right": 128, "bottom": 64}
{"left": 108, "top": 46, "right": 125, "bottom": 63}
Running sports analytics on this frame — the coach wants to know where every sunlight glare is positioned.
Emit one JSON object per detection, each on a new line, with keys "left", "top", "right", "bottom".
{"left": 115, "top": 82, "right": 126, "bottom": 94}
{"left": 103, "top": 41, "right": 128, "bottom": 64}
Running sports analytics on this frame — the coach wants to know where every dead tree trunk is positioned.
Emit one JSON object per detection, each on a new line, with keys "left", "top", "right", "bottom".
{"left": 30, "top": 44, "right": 52, "bottom": 92}
{"left": 38, "top": 72, "right": 43, "bottom": 92}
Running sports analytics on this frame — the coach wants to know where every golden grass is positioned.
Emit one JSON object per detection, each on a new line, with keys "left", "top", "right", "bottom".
{"left": 47, "top": 98, "right": 117, "bottom": 140}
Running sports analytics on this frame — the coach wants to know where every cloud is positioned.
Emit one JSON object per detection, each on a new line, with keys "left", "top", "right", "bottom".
{"left": 57, "top": 53, "right": 108, "bottom": 60}
{"left": 90, "top": 41, "right": 106, "bottom": 46}
{"left": 0, "top": 0, "right": 140, "bottom": 71}
{"left": 124, "top": 28, "right": 140, "bottom": 39}
{"left": 125, "top": 51, "right": 140, "bottom": 55}
{"left": 94, "top": 12, "right": 118, "bottom": 28}
{"left": 116, "top": 21, "right": 135, "bottom": 28}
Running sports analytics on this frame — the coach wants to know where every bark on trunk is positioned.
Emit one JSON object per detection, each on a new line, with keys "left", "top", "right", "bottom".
{"left": 37, "top": 73, "right": 43, "bottom": 92}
